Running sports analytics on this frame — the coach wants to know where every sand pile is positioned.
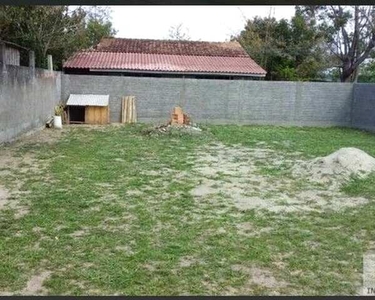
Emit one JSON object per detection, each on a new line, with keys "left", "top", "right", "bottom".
{"left": 293, "top": 147, "right": 375, "bottom": 185}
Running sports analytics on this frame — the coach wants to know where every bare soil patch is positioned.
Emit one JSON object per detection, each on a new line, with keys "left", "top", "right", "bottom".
{"left": 189, "top": 143, "right": 371, "bottom": 213}
{"left": 21, "top": 271, "right": 52, "bottom": 295}
{"left": 0, "top": 186, "right": 10, "bottom": 211}
{"left": 0, "top": 128, "right": 65, "bottom": 217}
{"left": 114, "top": 245, "right": 134, "bottom": 255}
{"left": 142, "top": 124, "right": 203, "bottom": 136}
{"left": 69, "top": 230, "right": 86, "bottom": 238}
{"left": 178, "top": 256, "right": 205, "bottom": 268}
{"left": 231, "top": 264, "right": 288, "bottom": 291}
{"left": 236, "top": 222, "right": 273, "bottom": 237}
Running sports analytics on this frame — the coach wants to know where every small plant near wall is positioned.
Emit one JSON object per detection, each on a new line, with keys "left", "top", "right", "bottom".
{"left": 53, "top": 104, "right": 65, "bottom": 129}
{"left": 54, "top": 104, "right": 64, "bottom": 116}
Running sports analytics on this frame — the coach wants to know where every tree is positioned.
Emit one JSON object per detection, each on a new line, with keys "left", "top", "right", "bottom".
{"left": 234, "top": 12, "right": 328, "bottom": 81}
{"left": 84, "top": 6, "right": 117, "bottom": 48}
{"left": 298, "top": 6, "right": 375, "bottom": 82}
{"left": 358, "top": 58, "right": 375, "bottom": 82}
{"left": 0, "top": 6, "right": 86, "bottom": 68}
{"left": 168, "top": 23, "right": 191, "bottom": 41}
{"left": 0, "top": 6, "right": 117, "bottom": 70}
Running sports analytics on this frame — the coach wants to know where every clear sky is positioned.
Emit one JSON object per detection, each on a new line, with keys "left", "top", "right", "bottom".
{"left": 109, "top": 6, "right": 296, "bottom": 42}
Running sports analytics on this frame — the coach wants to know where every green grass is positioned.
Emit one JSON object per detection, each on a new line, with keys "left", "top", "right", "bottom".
{"left": 209, "top": 125, "right": 375, "bottom": 157}
{"left": 0, "top": 124, "right": 375, "bottom": 295}
{"left": 341, "top": 174, "right": 375, "bottom": 198}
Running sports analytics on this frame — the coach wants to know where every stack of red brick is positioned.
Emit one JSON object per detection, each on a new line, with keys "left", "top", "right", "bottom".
{"left": 170, "top": 107, "right": 190, "bottom": 125}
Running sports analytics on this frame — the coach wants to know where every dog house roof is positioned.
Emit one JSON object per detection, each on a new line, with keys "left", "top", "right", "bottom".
{"left": 67, "top": 94, "right": 109, "bottom": 107}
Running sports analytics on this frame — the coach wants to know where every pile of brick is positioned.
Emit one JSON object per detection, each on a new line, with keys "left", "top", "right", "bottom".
{"left": 170, "top": 106, "right": 190, "bottom": 125}
{"left": 142, "top": 107, "right": 202, "bottom": 136}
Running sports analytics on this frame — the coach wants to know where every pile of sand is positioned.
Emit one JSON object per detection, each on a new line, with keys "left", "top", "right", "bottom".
{"left": 293, "top": 147, "right": 375, "bottom": 185}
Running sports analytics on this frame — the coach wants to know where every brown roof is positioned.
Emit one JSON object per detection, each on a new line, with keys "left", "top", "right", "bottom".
{"left": 64, "top": 51, "right": 266, "bottom": 75}
{"left": 64, "top": 38, "right": 266, "bottom": 76}
{"left": 95, "top": 38, "right": 249, "bottom": 57}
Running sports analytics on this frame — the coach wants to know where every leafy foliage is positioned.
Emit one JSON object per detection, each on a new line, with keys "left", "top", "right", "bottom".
{"left": 234, "top": 12, "right": 328, "bottom": 81}
{"left": 0, "top": 6, "right": 117, "bottom": 70}
{"left": 298, "top": 6, "right": 375, "bottom": 82}
{"left": 84, "top": 7, "right": 117, "bottom": 48}
{"left": 358, "top": 59, "right": 375, "bottom": 83}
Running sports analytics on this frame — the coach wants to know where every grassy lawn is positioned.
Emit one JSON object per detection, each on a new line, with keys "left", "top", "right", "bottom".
{"left": 1, "top": 124, "right": 375, "bottom": 295}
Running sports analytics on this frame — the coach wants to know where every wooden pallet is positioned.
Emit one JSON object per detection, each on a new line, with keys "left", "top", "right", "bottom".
{"left": 121, "top": 96, "right": 137, "bottom": 124}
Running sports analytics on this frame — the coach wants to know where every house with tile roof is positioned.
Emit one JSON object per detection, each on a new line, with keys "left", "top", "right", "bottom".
{"left": 63, "top": 38, "right": 266, "bottom": 80}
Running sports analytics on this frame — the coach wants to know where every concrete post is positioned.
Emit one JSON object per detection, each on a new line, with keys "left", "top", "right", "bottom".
{"left": 29, "top": 50, "right": 35, "bottom": 76}
{"left": 0, "top": 42, "right": 6, "bottom": 73}
{"left": 47, "top": 54, "right": 53, "bottom": 71}
{"left": 29, "top": 50, "right": 35, "bottom": 68}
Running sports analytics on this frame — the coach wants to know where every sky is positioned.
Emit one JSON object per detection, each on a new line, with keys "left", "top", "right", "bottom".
{"left": 109, "top": 6, "right": 296, "bottom": 42}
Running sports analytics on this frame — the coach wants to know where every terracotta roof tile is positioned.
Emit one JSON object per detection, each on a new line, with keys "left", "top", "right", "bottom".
{"left": 95, "top": 38, "right": 249, "bottom": 57}
{"left": 64, "top": 51, "right": 266, "bottom": 75}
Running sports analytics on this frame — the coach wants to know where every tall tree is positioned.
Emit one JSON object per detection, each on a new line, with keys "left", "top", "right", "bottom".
{"left": 298, "top": 6, "right": 375, "bottom": 82}
{"left": 84, "top": 6, "right": 117, "bottom": 47}
{"left": 0, "top": 6, "right": 117, "bottom": 70}
{"left": 235, "top": 12, "right": 327, "bottom": 81}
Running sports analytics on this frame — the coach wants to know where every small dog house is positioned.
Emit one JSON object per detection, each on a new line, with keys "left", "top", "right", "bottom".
{"left": 66, "top": 94, "right": 109, "bottom": 124}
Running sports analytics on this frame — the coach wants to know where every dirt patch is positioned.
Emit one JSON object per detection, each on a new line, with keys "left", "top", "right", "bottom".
{"left": 18, "top": 128, "right": 64, "bottom": 145}
{"left": 14, "top": 206, "right": 30, "bottom": 219}
{"left": 69, "top": 230, "right": 86, "bottom": 238}
{"left": 0, "top": 186, "right": 10, "bottom": 211}
{"left": 126, "top": 190, "right": 143, "bottom": 196}
{"left": 231, "top": 264, "right": 288, "bottom": 289}
{"left": 189, "top": 143, "right": 370, "bottom": 213}
{"left": 236, "top": 222, "right": 273, "bottom": 237}
{"left": 143, "top": 263, "right": 157, "bottom": 272}
{"left": 21, "top": 271, "right": 52, "bottom": 295}
{"left": 69, "top": 280, "right": 86, "bottom": 290}
{"left": 178, "top": 256, "right": 205, "bottom": 268}
{"left": 142, "top": 124, "right": 203, "bottom": 136}
{"left": 96, "top": 183, "right": 113, "bottom": 188}
{"left": 0, "top": 128, "right": 63, "bottom": 220}
{"left": 0, "top": 185, "right": 29, "bottom": 218}
{"left": 114, "top": 245, "right": 134, "bottom": 256}
{"left": 190, "top": 181, "right": 218, "bottom": 197}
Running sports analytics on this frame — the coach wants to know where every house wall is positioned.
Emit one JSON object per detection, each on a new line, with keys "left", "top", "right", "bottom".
{"left": 0, "top": 63, "right": 61, "bottom": 144}
{"left": 62, "top": 74, "right": 354, "bottom": 127}
{"left": 352, "top": 83, "right": 375, "bottom": 131}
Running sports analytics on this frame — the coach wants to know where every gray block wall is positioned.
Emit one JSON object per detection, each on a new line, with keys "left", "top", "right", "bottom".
{"left": 352, "top": 83, "right": 375, "bottom": 131}
{"left": 2, "top": 69, "right": 374, "bottom": 145}
{"left": 0, "top": 64, "right": 61, "bottom": 144}
{"left": 62, "top": 75, "right": 354, "bottom": 127}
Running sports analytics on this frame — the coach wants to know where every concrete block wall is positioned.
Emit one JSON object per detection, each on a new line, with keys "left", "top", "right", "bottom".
{"left": 62, "top": 75, "right": 354, "bottom": 127}
{"left": 352, "top": 83, "right": 375, "bottom": 131}
{"left": 2, "top": 70, "right": 374, "bottom": 145}
{"left": 0, "top": 64, "right": 61, "bottom": 144}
